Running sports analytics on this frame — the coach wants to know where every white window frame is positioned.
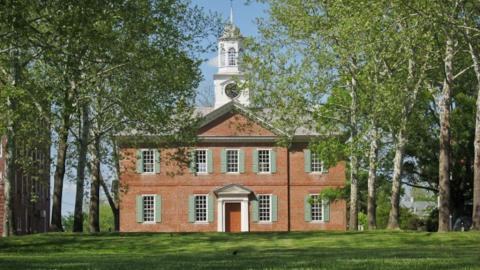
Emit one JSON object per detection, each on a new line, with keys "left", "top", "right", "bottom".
{"left": 141, "top": 149, "right": 155, "bottom": 174}
{"left": 195, "top": 149, "right": 208, "bottom": 174}
{"left": 257, "top": 148, "right": 271, "bottom": 174}
{"left": 258, "top": 194, "right": 272, "bottom": 223}
{"left": 194, "top": 194, "right": 209, "bottom": 223}
{"left": 226, "top": 149, "right": 240, "bottom": 174}
{"left": 228, "top": 47, "right": 237, "bottom": 66}
{"left": 142, "top": 194, "right": 156, "bottom": 224}
{"left": 309, "top": 194, "right": 324, "bottom": 222}
{"left": 311, "top": 152, "right": 324, "bottom": 173}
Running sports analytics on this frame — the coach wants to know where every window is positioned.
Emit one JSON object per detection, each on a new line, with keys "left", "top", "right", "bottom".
{"left": 195, "top": 150, "right": 207, "bottom": 173}
{"left": 311, "top": 152, "right": 324, "bottom": 173}
{"left": 228, "top": 48, "right": 236, "bottom": 66}
{"left": 195, "top": 195, "right": 208, "bottom": 222}
{"left": 142, "top": 150, "right": 154, "bottom": 173}
{"left": 258, "top": 150, "right": 270, "bottom": 173}
{"left": 258, "top": 195, "right": 271, "bottom": 222}
{"left": 310, "top": 195, "right": 323, "bottom": 221}
{"left": 226, "top": 149, "right": 239, "bottom": 173}
{"left": 143, "top": 195, "right": 155, "bottom": 223}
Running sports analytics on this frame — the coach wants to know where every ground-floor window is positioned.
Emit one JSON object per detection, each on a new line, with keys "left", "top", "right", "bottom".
{"left": 310, "top": 194, "right": 323, "bottom": 221}
{"left": 258, "top": 194, "right": 271, "bottom": 222}
{"left": 195, "top": 195, "right": 208, "bottom": 222}
{"left": 143, "top": 195, "right": 155, "bottom": 222}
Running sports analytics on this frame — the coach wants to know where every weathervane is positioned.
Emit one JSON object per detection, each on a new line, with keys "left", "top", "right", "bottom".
{"left": 230, "top": 0, "right": 234, "bottom": 24}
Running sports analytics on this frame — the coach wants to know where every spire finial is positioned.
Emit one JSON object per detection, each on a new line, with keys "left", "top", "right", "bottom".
{"left": 229, "top": 0, "right": 234, "bottom": 24}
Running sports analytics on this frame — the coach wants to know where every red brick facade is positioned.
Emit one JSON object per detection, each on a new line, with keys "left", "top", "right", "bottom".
{"left": 118, "top": 110, "right": 347, "bottom": 232}
{"left": 0, "top": 136, "right": 50, "bottom": 236}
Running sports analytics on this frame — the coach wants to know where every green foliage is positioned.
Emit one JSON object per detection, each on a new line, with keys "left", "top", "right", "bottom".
{"left": 318, "top": 187, "right": 347, "bottom": 202}
{"left": 62, "top": 203, "right": 115, "bottom": 232}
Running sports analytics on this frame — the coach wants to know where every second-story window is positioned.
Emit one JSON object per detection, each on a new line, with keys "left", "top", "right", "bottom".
{"left": 195, "top": 150, "right": 208, "bottom": 173}
{"left": 228, "top": 48, "right": 236, "bottom": 66}
{"left": 258, "top": 150, "right": 270, "bottom": 173}
{"left": 142, "top": 149, "right": 155, "bottom": 173}
{"left": 226, "top": 149, "right": 239, "bottom": 173}
{"left": 311, "top": 152, "right": 324, "bottom": 173}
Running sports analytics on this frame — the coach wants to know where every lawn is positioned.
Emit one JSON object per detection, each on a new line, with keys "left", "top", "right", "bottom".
{"left": 0, "top": 231, "right": 479, "bottom": 270}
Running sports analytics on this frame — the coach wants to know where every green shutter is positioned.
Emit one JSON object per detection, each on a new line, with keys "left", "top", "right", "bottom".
{"left": 155, "top": 195, "right": 161, "bottom": 223}
{"left": 136, "top": 150, "right": 143, "bottom": 174}
{"left": 220, "top": 148, "right": 227, "bottom": 173}
{"left": 189, "top": 151, "right": 196, "bottom": 173}
{"left": 304, "top": 195, "right": 312, "bottom": 222}
{"left": 252, "top": 149, "right": 258, "bottom": 173}
{"left": 323, "top": 200, "right": 330, "bottom": 222}
{"left": 271, "top": 195, "right": 278, "bottom": 222}
{"left": 207, "top": 149, "right": 213, "bottom": 173}
{"left": 208, "top": 195, "right": 214, "bottom": 222}
{"left": 252, "top": 198, "right": 259, "bottom": 222}
{"left": 188, "top": 195, "right": 195, "bottom": 223}
{"left": 154, "top": 150, "right": 160, "bottom": 173}
{"left": 239, "top": 149, "right": 245, "bottom": 173}
{"left": 136, "top": 195, "right": 143, "bottom": 223}
{"left": 304, "top": 149, "right": 311, "bottom": 173}
{"left": 270, "top": 150, "right": 277, "bottom": 173}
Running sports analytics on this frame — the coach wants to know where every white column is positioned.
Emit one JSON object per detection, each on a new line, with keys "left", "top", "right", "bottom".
{"left": 217, "top": 199, "right": 224, "bottom": 232}
{"left": 241, "top": 198, "right": 249, "bottom": 232}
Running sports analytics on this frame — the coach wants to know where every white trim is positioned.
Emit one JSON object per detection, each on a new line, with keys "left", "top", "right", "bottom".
{"left": 225, "top": 148, "right": 240, "bottom": 174}
{"left": 309, "top": 193, "right": 325, "bottom": 223}
{"left": 194, "top": 149, "right": 209, "bottom": 174}
{"left": 140, "top": 149, "right": 156, "bottom": 175}
{"left": 141, "top": 194, "right": 156, "bottom": 224}
{"left": 257, "top": 194, "right": 272, "bottom": 223}
{"left": 193, "top": 194, "right": 209, "bottom": 223}
{"left": 217, "top": 196, "right": 249, "bottom": 232}
{"left": 257, "top": 148, "right": 272, "bottom": 174}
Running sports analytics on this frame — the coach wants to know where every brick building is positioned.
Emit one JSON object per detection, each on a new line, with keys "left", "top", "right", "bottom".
{"left": 0, "top": 136, "right": 50, "bottom": 235}
{"left": 116, "top": 18, "right": 347, "bottom": 232}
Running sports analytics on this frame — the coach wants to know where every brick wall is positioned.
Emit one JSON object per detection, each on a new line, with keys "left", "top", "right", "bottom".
{"left": 118, "top": 112, "right": 347, "bottom": 232}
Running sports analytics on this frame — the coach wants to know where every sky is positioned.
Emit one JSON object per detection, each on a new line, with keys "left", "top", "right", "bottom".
{"left": 193, "top": 0, "right": 268, "bottom": 105}
{"left": 59, "top": 0, "right": 268, "bottom": 216}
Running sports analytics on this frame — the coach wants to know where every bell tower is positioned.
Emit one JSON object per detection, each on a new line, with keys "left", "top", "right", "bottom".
{"left": 213, "top": 4, "right": 249, "bottom": 108}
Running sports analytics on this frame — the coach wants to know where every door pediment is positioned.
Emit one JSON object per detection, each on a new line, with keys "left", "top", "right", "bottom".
{"left": 214, "top": 184, "right": 252, "bottom": 196}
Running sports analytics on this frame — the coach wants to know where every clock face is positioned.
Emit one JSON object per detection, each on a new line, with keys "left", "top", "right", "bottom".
{"left": 225, "top": 83, "right": 239, "bottom": 99}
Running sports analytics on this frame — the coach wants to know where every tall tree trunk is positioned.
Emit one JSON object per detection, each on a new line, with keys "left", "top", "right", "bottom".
{"left": 73, "top": 104, "right": 90, "bottom": 232}
{"left": 438, "top": 37, "right": 454, "bottom": 232}
{"left": 367, "top": 128, "right": 379, "bottom": 230}
{"left": 349, "top": 75, "right": 359, "bottom": 231}
{"left": 110, "top": 136, "right": 121, "bottom": 231}
{"left": 88, "top": 136, "right": 101, "bottom": 232}
{"left": 468, "top": 39, "right": 480, "bottom": 230}
{"left": 387, "top": 128, "right": 406, "bottom": 229}
{"left": 100, "top": 173, "right": 119, "bottom": 232}
{"left": 51, "top": 79, "right": 75, "bottom": 231}
{"left": 3, "top": 30, "right": 22, "bottom": 236}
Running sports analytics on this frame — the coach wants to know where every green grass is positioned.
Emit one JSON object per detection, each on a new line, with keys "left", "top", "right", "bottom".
{"left": 0, "top": 231, "right": 479, "bottom": 269}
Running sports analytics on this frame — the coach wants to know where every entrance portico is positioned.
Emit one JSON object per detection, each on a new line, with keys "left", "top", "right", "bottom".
{"left": 214, "top": 184, "right": 252, "bottom": 232}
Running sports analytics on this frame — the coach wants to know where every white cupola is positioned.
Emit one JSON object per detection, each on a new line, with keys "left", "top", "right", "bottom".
{"left": 213, "top": 5, "right": 249, "bottom": 108}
